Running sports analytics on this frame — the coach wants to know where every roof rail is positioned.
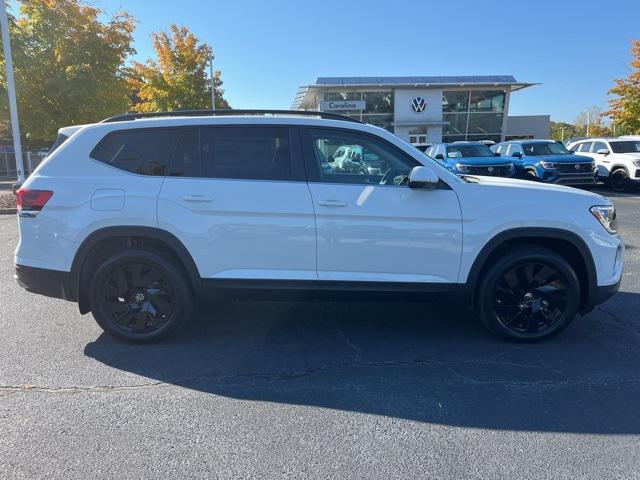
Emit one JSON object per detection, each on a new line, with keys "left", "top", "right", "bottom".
{"left": 101, "top": 109, "right": 362, "bottom": 124}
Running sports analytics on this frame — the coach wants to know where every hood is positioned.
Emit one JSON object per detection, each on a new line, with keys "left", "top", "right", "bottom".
{"left": 461, "top": 174, "right": 609, "bottom": 201}
{"left": 532, "top": 154, "right": 592, "bottom": 163}
{"left": 446, "top": 156, "right": 512, "bottom": 166}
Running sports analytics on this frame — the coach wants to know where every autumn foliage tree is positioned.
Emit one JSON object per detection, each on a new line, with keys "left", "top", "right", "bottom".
{"left": 606, "top": 39, "right": 640, "bottom": 135}
{"left": 0, "top": 0, "right": 135, "bottom": 143}
{"left": 128, "top": 25, "right": 229, "bottom": 112}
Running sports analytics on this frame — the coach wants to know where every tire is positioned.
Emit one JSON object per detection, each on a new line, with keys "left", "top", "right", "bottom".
{"left": 89, "top": 249, "right": 193, "bottom": 343}
{"left": 608, "top": 168, "right": 629, "bottom": 192}
{"left": 476, "top": 245, "right": 580, "bottom": 341}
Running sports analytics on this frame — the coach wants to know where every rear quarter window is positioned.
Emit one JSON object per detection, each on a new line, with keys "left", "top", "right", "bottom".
{"left": 91, "top": 129, "right": 179, "bottom": 176}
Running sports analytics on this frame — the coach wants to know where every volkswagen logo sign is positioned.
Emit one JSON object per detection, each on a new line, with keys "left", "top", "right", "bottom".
{"left": 574, "top": 164, "right": 581, "bottom": 170}
{"left": 410, "top": 96, "right": 427, "bottom": 113}
{"left": 487, "top": 166, "right": 494, "bottom": 173}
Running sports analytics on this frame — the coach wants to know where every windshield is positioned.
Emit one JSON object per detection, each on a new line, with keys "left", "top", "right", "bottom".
{"left": 610, "top": 141, "right": 640, "bottom": 154}
{"left": 446, "top": 144, "right": 493, "bottom": 158}
{"left": 522, "top": 142, "right": 570, "bottom": 156}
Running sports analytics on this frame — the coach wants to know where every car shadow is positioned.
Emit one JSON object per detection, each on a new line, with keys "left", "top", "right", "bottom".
{"left": 84, "top": 291, "right": 640, "bottom": 434}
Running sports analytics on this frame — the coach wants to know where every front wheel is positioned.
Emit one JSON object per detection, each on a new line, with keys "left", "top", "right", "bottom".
{"left": 608, "top": 169, "right": 629, "bottom": 192}
{"left": 89, "top": 249, "right": 193, "bottom": 343}
{"left": 476, "top": 246, "right": 580, "bottom": 341}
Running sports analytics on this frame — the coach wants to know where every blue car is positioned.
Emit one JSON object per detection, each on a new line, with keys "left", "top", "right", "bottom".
{"left": 491, "top": 140, "right": 596, "bottom": 186}
{"left": 426, "top": 142, "right": 514, "bottom": 177}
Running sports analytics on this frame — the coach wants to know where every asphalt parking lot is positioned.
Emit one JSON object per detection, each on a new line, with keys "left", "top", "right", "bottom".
{"left": 1, "top": 187, "right": 639, "bottom": 479}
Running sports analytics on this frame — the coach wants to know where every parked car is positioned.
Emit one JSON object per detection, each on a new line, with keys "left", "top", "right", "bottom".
{"left": 566, "top": 137, "right": 640, "bottom": 192}
{"left": 15, "top": 110, "right": 623, "bottom": 343}
{"left": 425, "top": 142, "right": 514, "bottom": 177}
{"left": 492, "top": 139, "right": 596, "bottom": 186}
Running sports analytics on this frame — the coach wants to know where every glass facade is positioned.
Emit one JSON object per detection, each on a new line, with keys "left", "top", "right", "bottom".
{"left": 322, "top": 90, "right": 394, "bottom": 132}
{"left": 319, "top": 88, "right": 507, "bottom": 141}
{"left": 442, "top": 90, "right": 506, "bottom": 143}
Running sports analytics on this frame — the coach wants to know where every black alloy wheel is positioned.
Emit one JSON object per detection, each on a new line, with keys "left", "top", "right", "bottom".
{"left": 90, "top": 249, "right": 193, "bottom": 343}
{"left": 477, "top": 245, "right": 580, "bottom": 341}
{"left": 99, "top": 263, "right": 175, "bottom": 334}
{"left": 609, "top": 169, "right": 629, "bottom": 193}
{"left": 494, "top": 263, "right": 568, "bottom": 335}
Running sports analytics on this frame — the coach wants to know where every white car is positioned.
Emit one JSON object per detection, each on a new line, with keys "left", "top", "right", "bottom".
{"left": 15, "top": 110, "right": 623, "bottom": 343}
{"left": 567, "top": 137, "right": 640, "bottom": 192}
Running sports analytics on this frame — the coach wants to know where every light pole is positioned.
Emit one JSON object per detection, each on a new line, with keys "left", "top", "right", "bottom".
{"left": 0, "top": 2, "right": 25, "bottom": 187}
{"left": 209, "top": 54, "right": 216, "bottom": 111}
{"left": 583, "top": 108, "right": 591, "bottom": 137}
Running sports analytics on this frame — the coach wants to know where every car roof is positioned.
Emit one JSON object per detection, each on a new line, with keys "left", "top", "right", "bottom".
{"left": 440, "top": 141, "right": 488, "bottom": 147}
{"left": 503, "top": 139, "right": 555, "bottom": 144}
{"left": 60, "top": 114, "right": 392, "bottom": 140}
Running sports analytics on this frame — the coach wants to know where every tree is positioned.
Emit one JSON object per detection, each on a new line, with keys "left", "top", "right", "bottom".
{"left": 0, "top": 0, "right": 135, "bottom": 144}
{"left": 574, "top": 106, "right": 612, "bottom": 137}
{"left": 550, "top": 121, "right": 581, "bottom": 142}
{"left": 128, "top": 25, "right": 229, "bottom": 112}
{"left": 606, "top": 39, "right": 640, "bottom": 135}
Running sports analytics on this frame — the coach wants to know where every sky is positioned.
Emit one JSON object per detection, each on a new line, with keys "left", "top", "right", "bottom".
{"left": 15, "top": 0, "right": 640, "bottom": 122}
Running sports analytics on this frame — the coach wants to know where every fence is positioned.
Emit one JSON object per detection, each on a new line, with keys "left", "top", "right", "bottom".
{"left": 0, "top": 151, "right": 48, "bottom": 179}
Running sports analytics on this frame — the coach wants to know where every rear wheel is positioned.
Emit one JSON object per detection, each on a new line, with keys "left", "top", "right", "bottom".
{"left": 476, "top": 246, "right": 580, "bottom": 341}
{"left": 89, "top": 249, "right": 193, "bottom": 343}
{"left": 608, "top": 168, "right": 629, "bottom": 192}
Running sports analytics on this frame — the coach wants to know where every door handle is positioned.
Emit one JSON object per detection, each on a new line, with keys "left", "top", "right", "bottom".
{"left": 317, "top": 200, "right": 347, "bottom": 207}
{"left": 182, "top": 194, "right": 213, "bottom": 203}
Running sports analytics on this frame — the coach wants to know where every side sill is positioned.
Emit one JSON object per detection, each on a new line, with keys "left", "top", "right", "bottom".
{"left": 15, "top": 264, "right": 74, "bottom": 301}
{"left": 202, "top": 278, "right": 460, "bottom": 302}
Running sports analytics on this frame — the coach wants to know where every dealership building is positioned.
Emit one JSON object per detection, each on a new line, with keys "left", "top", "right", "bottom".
{"left": 292, "top": 75, "right": 550, "bottom": 147}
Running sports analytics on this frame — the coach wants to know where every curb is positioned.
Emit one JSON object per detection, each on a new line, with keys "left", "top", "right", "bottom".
{"left": 0, "top": 209, "right": 17, "bottom": 215}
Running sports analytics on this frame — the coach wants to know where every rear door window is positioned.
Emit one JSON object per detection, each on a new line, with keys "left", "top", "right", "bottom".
{"left": 200, "top": 126, "right": 293, "bottom": 181}
{"left": 91, "top": 129, "right": 178, "bottom": 176}
{"left": 578, "top": 142, "right": 592, "bottom": 152}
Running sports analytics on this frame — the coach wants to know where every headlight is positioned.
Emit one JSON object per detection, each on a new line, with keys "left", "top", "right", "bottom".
{"left": 590, "top": 205, "right": 618, "bottom": 234}
{"left": 540, "top": 161, "right": 556, "bottom": 169}
{"left": 455, "top": 163, "right": 470, "bottom": 173}
{"left": 633, "top": 159, "right": 640, "bottom": 167}
{"left": 591, "top": 161, "right": 596, "bottom": 170}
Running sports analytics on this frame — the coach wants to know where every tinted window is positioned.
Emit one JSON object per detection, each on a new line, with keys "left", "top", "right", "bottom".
{"left": 577, "top": 142, "right": 592, "bottom": 152}
{"left": 610, "top": 141, "right": 640, "bottom": 153}
{"left": 446, "top": 144, "right": 494, "bottom": 158}
{"left": 200, "top": 127, "right": 292, "bottom": 181}
{"left": 92, "top": 129, "right": 178, "bottom": 176}
{"left": 170, "top": 128, "right": 201, "bottom": 177}
{"left": 308, "top": 129, "right": 418, "bottom": 185}
{"left": 508, "top": 144, "right": 523, "bottom": 155}
{"left": 522, "top": 142, "right": 570, "bottom": 156}
{"left": 592, "top": 141, "right": 608, "bottom": 153}
{"left": 48, "top": 133, "right": 69, "bottom": 157}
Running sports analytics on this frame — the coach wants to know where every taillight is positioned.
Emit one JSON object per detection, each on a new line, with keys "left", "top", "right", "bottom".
{"left": 16, "top": 189, "right": 53, "bottom": 212}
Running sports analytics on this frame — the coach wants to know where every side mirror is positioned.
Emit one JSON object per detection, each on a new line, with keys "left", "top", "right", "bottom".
{"left": 327, "top": 155, "right": 335, "bottom": 163}
{"left": 409, "top": 166, "right": 439, "bottom": 189}
{"left": 569, "top": 150, "right": 575, "bottom": 154}
{"left": 493, "top": 152, "right": 501, "bottom": 157}
{"left": 512, "top": 151, "right": 523, "bottom": 158}
{"left": 434, "top": 153, "right": 444, "bottom": 160}
{"left": 596, "top": 148, "right": 610, "bottom": 156}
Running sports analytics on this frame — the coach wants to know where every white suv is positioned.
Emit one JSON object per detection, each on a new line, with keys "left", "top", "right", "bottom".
{"left": 567, "top": 137, "right": 640, "bottom": 192}
{"left": 15, "top": 111, "right": 623, "bottom": 343}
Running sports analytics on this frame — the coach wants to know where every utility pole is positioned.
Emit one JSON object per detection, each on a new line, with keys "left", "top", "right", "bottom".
{"left": 209, "top": 54, "right": 216, "bottom": 111}
{"left": 0, "top": 2, "right": 25, "bottom": 188}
